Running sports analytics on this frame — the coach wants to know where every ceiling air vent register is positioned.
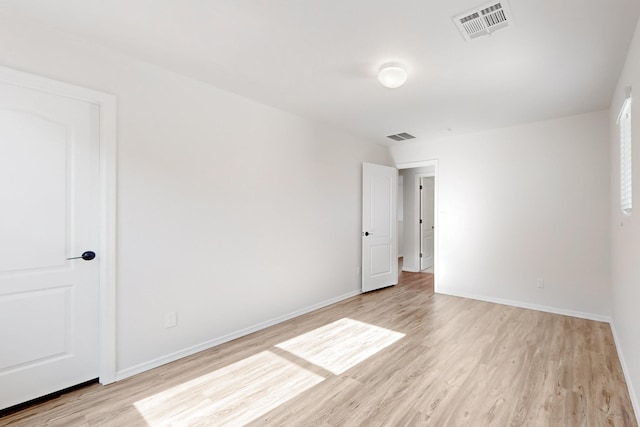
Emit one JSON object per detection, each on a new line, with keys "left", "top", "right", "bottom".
{"left": 387, "top": 132, "right": 416, "bottom": 142}
{"left": 454, "top": 1, "right": 513, "bottom": 41}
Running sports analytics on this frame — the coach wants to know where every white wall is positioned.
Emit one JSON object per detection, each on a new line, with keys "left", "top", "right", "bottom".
{"left": 391, "top": 111, "right": 611, "bottom": 318}
{"left": 610, "top": 17, "right": 640, "bottom": 418}
{"left": 399, "top": 166, "right": 435, "bottom": 272}
{"left": 0, "top": 12, "right": 392, "bottom": 375}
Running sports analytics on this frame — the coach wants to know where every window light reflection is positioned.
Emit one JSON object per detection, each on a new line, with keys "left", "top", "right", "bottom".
{"left": 276, "top": 318, "right": 405, "bottom": 375}
{"left": 134, "top": 351, "right": 324, "bottom": 426}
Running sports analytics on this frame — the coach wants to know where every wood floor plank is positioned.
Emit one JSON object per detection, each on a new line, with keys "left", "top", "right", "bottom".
{"left": 1, "top": 267, "right": 636, "bottom": 426}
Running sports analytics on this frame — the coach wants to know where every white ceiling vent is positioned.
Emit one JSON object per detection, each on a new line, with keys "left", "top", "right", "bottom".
{"left": 453, "top": 1, "right": 513, "bottom": 41}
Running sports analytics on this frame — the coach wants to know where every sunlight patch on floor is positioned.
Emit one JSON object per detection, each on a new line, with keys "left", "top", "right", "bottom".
{"left": 276, "top": 318, "right": 405, "bottom": 375}
{"left": 134, "top": 350, "right": 324, "bottom": 426}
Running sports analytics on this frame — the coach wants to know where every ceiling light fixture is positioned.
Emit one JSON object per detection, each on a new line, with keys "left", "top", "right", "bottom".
{"left": 378, "top": 64, "right": 407, "bottom": 89}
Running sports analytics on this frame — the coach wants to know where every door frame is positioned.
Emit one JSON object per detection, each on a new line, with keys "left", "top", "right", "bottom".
{"left": 397, "top": 160, "right": 439, "bottom": 292}
{"left": 0, "top": 66, "right": 117, "bottom": 384}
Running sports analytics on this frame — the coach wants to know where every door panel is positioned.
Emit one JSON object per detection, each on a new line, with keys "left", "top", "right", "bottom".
{"left": 362, "top": 163, "right": 397, "bottom": 292}
{"left": 0, "top": 81, "right": 99, "bottom": 410}
{"left": 0, "top": 287, "right": 70, "bottom": 371}
{"left": 0, "top": 111, "right": 68, "bottom": 272}
{"left": 370, "top": 244, "right": 392, "bottom": 276}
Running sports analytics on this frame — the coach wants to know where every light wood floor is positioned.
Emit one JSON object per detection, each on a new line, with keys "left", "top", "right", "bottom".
{"left": 1, "top": 269, "right": 636, "bottom": 426}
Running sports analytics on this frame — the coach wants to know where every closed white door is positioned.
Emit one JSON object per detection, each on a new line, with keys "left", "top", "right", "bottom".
{"left": 362, "top": 163, "right": 398, "bottom": 292}
{"left": 420, "top": 177, "right": 434, "bottom": 270}
{"left": 0, "top": 81, "right": 100, "bottom": 410}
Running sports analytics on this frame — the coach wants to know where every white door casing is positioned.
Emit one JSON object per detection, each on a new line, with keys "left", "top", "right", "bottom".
{"left": 0, "top": 66, "right": 117, "bottom": 409}
{"left": 362, "top": 163, "right": 398, "bottom": 292}
{"left": 420, "top": 177, "right": 434, "bottom": 270}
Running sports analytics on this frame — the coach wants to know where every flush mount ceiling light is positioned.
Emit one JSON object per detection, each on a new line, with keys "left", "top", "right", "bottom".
{"left": 378, "top": 64, "right": 407, "bottom": 89}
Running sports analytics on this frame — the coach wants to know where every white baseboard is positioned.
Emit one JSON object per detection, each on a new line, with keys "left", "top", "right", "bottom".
{"left": 116, "top": 290, "right": 361, "bottom": 381}
{"left": 436, "top": 288, "right": 611, "bottom": 323}
{"left": 402, "top": 267, "right": 420, "bottom": 273}
{"left": 609, "top": 321, "right": 640, "bottom": 424}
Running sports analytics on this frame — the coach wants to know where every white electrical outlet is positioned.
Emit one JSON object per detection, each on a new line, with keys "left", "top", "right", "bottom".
{"left": 536, "top": 278, "right": 544, "bottom": 289}
{"left": 165, "top": 311, "right": 177, "bottom": 328}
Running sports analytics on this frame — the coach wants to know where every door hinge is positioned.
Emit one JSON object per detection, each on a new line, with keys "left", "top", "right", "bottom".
{"left": 420, "top": 219, "right": 423, "bottom": 224}
{"left": 420, "top": 253, "right": 423, "bottom": 257}
{"left": 420, "top": 185, "right": 423, "bottom": 190}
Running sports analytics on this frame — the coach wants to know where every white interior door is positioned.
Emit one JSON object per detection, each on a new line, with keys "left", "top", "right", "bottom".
{"left": 420, "top": 177, "right": 434, "bottom": 270}
{"left": 0, "top": 81, "right": 100, "bottom": 410}
{"left": 362, "top": 163, "right": 398, "bottom": 292}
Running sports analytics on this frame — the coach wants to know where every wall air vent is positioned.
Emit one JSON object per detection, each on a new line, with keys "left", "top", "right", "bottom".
{"left": 453, "top": 1, "right": 513, "bottom": 41}
{"left": 387, "top": 132, "right": 416, "bottom": 141}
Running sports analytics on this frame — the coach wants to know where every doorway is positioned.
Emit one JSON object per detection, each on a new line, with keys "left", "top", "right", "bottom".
{"left": 397, "top": 160, "right": 438, "bottom": 291}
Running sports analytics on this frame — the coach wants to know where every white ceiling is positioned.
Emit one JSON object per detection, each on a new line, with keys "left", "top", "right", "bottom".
{"left": 1, "top": 0, "right": 639, "bottom": 144}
